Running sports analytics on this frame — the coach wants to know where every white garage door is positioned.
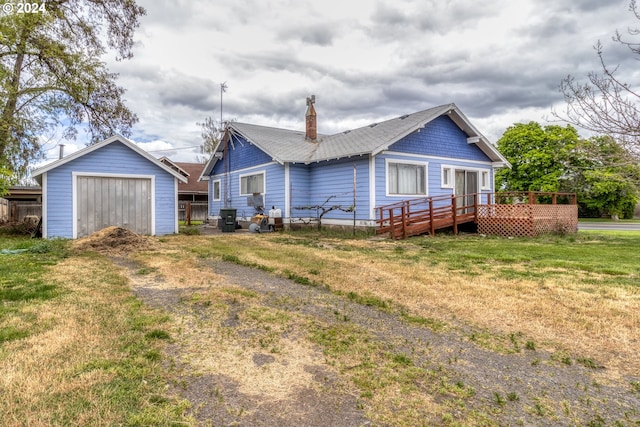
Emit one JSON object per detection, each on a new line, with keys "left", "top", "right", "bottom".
{"left": 76, "top": 176, "right": 152, "bottom": 237}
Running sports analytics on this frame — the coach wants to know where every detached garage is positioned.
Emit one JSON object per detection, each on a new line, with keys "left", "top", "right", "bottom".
{"left": 32, "top": 135, "right": 188, "bottom": 239}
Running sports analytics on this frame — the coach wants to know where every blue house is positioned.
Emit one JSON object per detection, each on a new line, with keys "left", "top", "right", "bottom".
{"left": 32, "top": 135, "right": 188, "bottom": 239}
{"left": 200, "top": 100, "right": 509, "bottom": 229}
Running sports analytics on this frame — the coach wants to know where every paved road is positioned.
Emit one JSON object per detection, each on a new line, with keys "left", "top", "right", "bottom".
{"left": 578, "top": 221, "right": 640, "bottom": 231}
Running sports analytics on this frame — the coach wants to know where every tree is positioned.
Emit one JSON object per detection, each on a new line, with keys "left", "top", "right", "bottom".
{"left": 495, "top": 122, "right": 579, "bottom": 192}
{"left": 0, "top": 0, "right": 146, "bottom": 178}
{"left": 197, "top": 116, "right": 222, "bottom": 157}
{"left": 497, "top": 122, "right": 640, "bottom": 218}
{"left": 566, "top": 136, "right": 640, "bottom": 219}
{"left": 0, "top": 165, "right": 10, "bottom": 196}
{"left": 554, "top": 0, "right": 640, "bottom": 155}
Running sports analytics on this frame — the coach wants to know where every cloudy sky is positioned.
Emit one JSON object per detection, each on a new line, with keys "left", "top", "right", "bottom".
{"left": 48, "top": 0, "right": 640, "bottom": 162}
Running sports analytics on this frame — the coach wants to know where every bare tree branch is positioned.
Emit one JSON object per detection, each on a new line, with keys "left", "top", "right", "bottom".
{"left": 553, "top": 1, "right": 640, "bottom": 158}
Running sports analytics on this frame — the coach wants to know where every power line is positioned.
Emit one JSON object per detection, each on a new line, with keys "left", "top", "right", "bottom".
{"left": 147, "top": 145, "right": 202, "bottom": 153}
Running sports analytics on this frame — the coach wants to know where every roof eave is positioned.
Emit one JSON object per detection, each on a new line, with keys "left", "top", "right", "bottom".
{"left": 229, "top": 125, "right": 284, "bottom": 165}
{"left": 31, "top": 135, "right": 188, "bottom": 183}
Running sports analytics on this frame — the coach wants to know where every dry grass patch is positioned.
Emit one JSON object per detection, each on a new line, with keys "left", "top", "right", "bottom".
{"left": 166, "top": 233, "right": 640, "bottom": 378}
{"left": 163, "top": 284, "right": 338, "bottom": 410}
{"left": 132, "top": 238, "right": 459, "bottom": 425}
{"left": 0, "top": 252, "right": 191, "bottom": 426}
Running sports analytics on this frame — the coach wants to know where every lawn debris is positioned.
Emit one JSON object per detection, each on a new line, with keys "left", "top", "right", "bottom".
{"left": 72, "top": 226, "right": 155, "bottom": 255}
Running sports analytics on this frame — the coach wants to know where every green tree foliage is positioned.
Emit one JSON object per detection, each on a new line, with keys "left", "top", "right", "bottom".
{"left": 0, "top": 0, "right": 146, "bottom": 177}
{"left": 0, "top": 165, "right": 11, "bottom": 196}
{"left": 497, "top": 123, "right": 640, "bottom": 218}
{"left": 495, "top": 122, "right": 579, "bottom": 192}
{"left": 567, "top": 136, "right": 640, "bottom": 218}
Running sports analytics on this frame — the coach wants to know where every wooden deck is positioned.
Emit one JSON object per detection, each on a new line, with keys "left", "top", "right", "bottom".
{"left": 376, "top": 192, "right": 577, "bottom": 239}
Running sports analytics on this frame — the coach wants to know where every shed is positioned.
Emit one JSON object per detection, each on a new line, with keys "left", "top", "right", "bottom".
{"left": 31, "top": 135, "right": 188, "bottom": 239}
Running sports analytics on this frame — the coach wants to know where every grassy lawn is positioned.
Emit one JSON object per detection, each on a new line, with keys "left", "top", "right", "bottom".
{"left": 0, "top": 235, "right": 192, "bottom": 426}
{"left": 178, "top": 230, "right": 640, "bottom": 375}
{"left": 2, "top": 229, "right": 639, "bottom": 425}
{"left": 579, "top": 217, "right": 640, "bottom": 223}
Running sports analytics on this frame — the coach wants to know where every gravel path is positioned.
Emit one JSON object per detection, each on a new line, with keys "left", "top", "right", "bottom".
{"left": 121, "top": 255, "right": 640, "bottom": 426}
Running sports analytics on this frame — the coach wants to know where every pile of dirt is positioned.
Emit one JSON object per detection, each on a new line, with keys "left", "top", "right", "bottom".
{"left": 73, "top": 226, "right": 155, "bottom": 255}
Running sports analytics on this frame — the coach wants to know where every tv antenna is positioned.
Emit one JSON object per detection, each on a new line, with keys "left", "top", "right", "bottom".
{"left": 220, "top": 82, "right": 228, "bottom": 129}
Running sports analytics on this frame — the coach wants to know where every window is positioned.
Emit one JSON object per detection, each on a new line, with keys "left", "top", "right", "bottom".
{"left": 387, "top": 161, "right": 427, "bottom": 195}
{"left": 481, "top": 171, "right": 490, "bottom": 190}
{"left": 441, "top": 166, "right": 453, "bottom": 188}
{"left": 212, "top": 180, "right": 221, "bottom": 201}
{"left": 240, "top": 172, "right": 265, "bottom": 195}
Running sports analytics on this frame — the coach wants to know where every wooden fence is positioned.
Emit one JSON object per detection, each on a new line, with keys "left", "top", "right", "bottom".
{"left": 0, "top": 198, "right": 8, "bottom": 222}
{"left": 477, "top": 192, "right": 577, "bottom": 237}
{"left": 0, "top": 199, "right": 42, "bottom": 223}
{"left": 178, "top": 201, "right": 209, "bottom": 223}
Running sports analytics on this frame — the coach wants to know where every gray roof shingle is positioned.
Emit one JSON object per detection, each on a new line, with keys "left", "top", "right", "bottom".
{"left": 200, "top": 103, "right": 509, "bottom": 178}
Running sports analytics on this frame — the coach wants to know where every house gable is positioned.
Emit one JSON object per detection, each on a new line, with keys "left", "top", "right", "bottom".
{"left": 212, "top": 135, "right": 274, "bottom": 175}
{"left": 388, "top": 116, "right": 491, "bottom": 162}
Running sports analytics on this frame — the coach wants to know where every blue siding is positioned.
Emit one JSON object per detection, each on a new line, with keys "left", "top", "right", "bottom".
{"left": 374, "top": 153, "right": 494, "bottom": 218}
{"left": 45, "top": 141, "right": 178, "bottom": 238}
{"left": 207, "top": 113, "right": 499, "bottom": 225}
{"left": 390, "top": 116, "right": 491, "bottom": 162}
{"left": 298, "top": 157, "right": 370, "bottom": 221}
{"left": 211, "top": 138, "right": 272, "bottom": 176}
{"left": 208, "top": 162, "right": 285, "bottom": 219}
{"left": 289, "top": 164, "right": 311, "bottom": 211}
{"left": 230, "top": 135, "right": 273, "bottom": 171}
{"left": 208, "top": 136, "right": 282, "bottom": 218}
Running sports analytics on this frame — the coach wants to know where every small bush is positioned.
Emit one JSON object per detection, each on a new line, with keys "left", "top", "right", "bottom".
{"left": 180, "top": 227, "right": 200, "bottom": 235}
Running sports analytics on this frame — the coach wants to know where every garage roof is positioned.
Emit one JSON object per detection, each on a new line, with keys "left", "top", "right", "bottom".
{"left": 31, "top": 135, "right": 188, "bottom": 184}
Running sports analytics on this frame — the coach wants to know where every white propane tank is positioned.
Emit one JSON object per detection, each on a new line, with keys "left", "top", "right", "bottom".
{"left": 268, "top": 206, "right": 282, "bottom": 224}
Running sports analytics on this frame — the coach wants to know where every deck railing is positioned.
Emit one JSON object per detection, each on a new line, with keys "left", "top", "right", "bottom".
{"left": 376, "top": 193, "right": 479, "bottom": 239}
{"left": 376, "top": 191, "right": 577, "bottom": 239}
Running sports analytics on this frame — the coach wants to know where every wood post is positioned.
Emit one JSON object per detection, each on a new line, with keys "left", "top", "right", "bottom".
{"left": 429, "top": 198, "right": 435, "bottom": 236}
{"left": 473, "top": 193, "right": 478, "bottom": 223}
{"left": 451, "top": 195, "right": 458, "bottom": 234}
{"left": 401, "top": 204, "right": 407, "bottom": 240}
{"left": 389, "top": 208, "right": 395, "bottom": 238}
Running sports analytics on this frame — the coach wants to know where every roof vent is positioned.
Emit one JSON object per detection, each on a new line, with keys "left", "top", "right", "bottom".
{"left": 343, "top": 130, "right": 351, "bottom": 134}
{"left": 400, "top": 114, "right": 410, "bottom": 120}
{"left": 369, "top": 123, "right": 378, "bottom": 128}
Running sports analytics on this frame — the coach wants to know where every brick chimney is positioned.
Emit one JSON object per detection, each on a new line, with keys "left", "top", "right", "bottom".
{"left": 305, "top": 95, "right": 317, "bottom": 141}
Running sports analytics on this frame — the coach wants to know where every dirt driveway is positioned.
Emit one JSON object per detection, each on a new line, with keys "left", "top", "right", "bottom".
{"left": 111, "top": 238, "right": 640, "bottom": 426}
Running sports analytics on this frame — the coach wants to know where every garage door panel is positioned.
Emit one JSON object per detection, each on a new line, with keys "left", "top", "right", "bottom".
{"left": 77, "top": 176, "right": 151, "bottom": 237}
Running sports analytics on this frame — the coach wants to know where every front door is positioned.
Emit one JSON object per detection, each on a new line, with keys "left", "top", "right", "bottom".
{"left": 455, "top": 170, "right": 478, "bottom": 214}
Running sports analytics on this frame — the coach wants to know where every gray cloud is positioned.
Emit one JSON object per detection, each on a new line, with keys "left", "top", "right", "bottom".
{"left": 277, "top": 24, "right": 337, "bottom": 46}
{"left": 102, "top": 0, "right": 640, "bottom": 159}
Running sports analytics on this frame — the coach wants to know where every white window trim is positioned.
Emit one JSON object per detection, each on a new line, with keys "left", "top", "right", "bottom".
{"left": 481, "top": 170, "right": 491, "bottom": 191}
{"left": 441, "top": 165, "right": 454, "bottom": 189}
{"left": 239, "top": 170, "right": 266, "bottom": 196}
{"left": 385, "top": 159, "right": 428, "bottom": 197}
{"left": 212, "top": 179, "right": 221, "bottom": 201}
{"left": 441, "top": 165, "right": 492, "bottom": 191}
